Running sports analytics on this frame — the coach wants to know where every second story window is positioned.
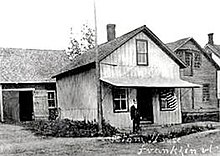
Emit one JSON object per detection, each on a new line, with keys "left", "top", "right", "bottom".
{"left": 203, "top": 84, "right": 210, "bottom": 102}
{"left": 136, "top": 39, "right": 148, "bottom": 65}
{"left": 184, "top": 51, "right": 193, "bottom": 76}
{"left": 194, "top": 52, "right": 201, "bottom": 68}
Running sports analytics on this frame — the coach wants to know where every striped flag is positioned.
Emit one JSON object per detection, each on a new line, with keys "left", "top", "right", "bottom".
{"left": 160, "top": 89, "right": 178, "bottom": 111}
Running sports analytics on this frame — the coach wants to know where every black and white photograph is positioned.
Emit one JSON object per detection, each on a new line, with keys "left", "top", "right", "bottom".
{"left": 1, "top": 0, "right": 220, "bottom": 155}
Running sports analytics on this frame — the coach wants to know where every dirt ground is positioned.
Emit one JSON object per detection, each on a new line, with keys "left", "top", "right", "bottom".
{"left": 1, "top": 123, "right": 220, "bottom": 156}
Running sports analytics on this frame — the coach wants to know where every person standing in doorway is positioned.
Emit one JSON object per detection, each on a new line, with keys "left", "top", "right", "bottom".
{"left": 130, "top": 99, "right": 140, "bottom": 133}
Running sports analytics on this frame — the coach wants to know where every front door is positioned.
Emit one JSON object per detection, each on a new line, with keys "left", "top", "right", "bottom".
{"left": 19, "top": 91, "right": 33, "bottom": 121}
{"left": 137, "top": 88, "right": 153, "bottom": 122}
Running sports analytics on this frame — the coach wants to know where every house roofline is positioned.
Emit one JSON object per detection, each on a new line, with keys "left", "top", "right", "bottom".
{"left": 0, "top": 80, "right": 56, "bottom": 84}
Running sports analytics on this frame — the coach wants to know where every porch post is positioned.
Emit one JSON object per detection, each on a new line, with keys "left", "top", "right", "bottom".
{"left": 0, "top": 85, "right": 3, "bottom": 122}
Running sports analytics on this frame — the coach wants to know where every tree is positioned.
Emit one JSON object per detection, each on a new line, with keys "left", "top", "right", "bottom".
{"left": 67, "top": 24, "right": 95, "bottom": 59}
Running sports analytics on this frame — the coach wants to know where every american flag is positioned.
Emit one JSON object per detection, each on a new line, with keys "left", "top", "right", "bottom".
{"left": 160, "top": 89, "right": 178, "bottom": 111}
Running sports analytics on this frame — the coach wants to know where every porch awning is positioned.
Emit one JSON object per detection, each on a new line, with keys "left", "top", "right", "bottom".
{"left": 100, "top": 77, "right": 201, "bottom": 88}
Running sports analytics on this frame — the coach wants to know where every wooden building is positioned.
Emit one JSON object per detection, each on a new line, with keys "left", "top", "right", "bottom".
{"left": 54, "top": 25, "right": 199, "bottom": 130}
{"left": 167, "top": 38, "right": 220, "bottom": 122}
{"left": 204, "top": 33, "right": 220, "bottom": 100}
{"left": 0, "top": 48, "right": 70, "bottom": 122}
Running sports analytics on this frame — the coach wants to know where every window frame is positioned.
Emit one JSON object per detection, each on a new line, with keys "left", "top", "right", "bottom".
{"left": 202, "top": 84, "right": 210, "bottom": 102}
{"left": 47, "top": 90, "right": 57, "bottom": 109}
{"left": 112, "top": 87, "right": 129, "bottom": 113}
{"left": 183, "top": 51, "right": 193, "bottom": 76}
{"left": 194, "top": 52, "right": 201, "bottom": 69}
{"left": 136, "top": 39, "right": 148, "bottom": 66}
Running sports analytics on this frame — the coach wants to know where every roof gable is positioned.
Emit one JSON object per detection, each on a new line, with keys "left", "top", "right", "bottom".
{"left": 205, "top": 43, "right": 220, "bottom": 58}
{"left": 0, "top": 48, "right": 71, "bottom": 83}
{"left": 167, "top": 38, "right": 220, "bottom": 70}
{"left": 55, "top": 25, "right": 186, "bottom": 77}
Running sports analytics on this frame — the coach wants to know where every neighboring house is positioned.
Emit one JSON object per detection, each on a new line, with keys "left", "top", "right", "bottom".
{"left": 0, "top": 48, "right": 70, "bottom": 122}
{"left": 204, "top": 33, "right": 220, "bottom": 100}
{"left": 167, "top": 37, "right": 220, "bottom": 122}
{"left": 54, "top": 24, "right": 199, "bottom": 130}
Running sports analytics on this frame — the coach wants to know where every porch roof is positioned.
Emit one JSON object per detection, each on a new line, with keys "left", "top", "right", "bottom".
{"left": 100, "top": 77, "right": 201, "bottom": 88}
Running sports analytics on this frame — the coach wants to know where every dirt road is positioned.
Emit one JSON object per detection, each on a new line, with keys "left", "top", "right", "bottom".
{"left": 1, "top": 123, "right": 220, "bottom": 155}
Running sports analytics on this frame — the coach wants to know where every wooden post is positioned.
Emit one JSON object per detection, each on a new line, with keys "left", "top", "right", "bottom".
{"left": 94, "top": 0, "right": 103, "bottom": 133}
{"left": 0, "top": 85, "right": 4, "bottom": 122}
{"left": 192, "top": 88, "right": 194, "bottom": 109}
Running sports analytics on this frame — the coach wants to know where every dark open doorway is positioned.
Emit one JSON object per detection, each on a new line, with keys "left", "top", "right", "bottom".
{"left": 19, "top": 91, "right": 33, "bottom": 121}
{"left": 137, "top": 88, "right": 153, "bottom": 123}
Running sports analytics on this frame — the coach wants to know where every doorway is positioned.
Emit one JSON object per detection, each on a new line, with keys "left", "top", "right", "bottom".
{"left": 19, "top": 91, "right": 33, "bottom": 121}
{"left": 137, "top": 88, "right": 153, "bottom": 123}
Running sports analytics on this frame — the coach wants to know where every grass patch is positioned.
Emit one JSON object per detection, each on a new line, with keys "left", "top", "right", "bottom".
{"left": 109, "top": 124, "right": 216, "bottom": 143}
{"left": 22, "top": 119, "right": 118, "bottom": 137}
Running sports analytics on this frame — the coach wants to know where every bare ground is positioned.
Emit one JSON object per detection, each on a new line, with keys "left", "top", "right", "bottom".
{"left": 1, "top": 123, "right": 220, "bottom": 156}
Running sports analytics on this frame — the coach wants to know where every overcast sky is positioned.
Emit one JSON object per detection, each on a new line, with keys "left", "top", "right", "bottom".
{"left": 0, "top": 0, "right": 219, "bottom": 50}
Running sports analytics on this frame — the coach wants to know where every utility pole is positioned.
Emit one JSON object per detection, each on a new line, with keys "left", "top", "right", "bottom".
{"left": 94, "top": 0, "right": 102, "bottom": 133}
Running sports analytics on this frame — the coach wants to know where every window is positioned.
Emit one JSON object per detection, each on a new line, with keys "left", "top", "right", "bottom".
{"left": 184, "top": 51, "right": 193, "bottom": 76}
{"left": 136, "top": 39, "right": 148, "bottom": 65}
{"left": 159, "top": 88, "right": 178, "bottom": 111}
{"left": 203, "top": 84, "right": 210, "bottom": 102}
{"left": 48, "top": 91, "right": 56, "bottom": 109}
{"left": 113, "top": 88, "right": 128, "bottom": 112}
{"left": 175, "top": 51, "right": 184, "bottom": 61}
{"left": 194, "top": 52, "right": 201, "bottom": 68}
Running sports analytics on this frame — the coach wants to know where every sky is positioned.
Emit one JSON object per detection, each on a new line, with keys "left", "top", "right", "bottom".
{"left": 0, "top": 0, "right": 219, "bottom": 50}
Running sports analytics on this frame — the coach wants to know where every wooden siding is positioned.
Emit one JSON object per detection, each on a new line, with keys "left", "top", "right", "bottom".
{"left": 56, "top": 67, "right": 97, "bottom": 121}
{"left": 178, "top": 41, "right": 218, "bottom": 112}
{"left": 101, "top": 83, "right": 134, "bottom": 129}
{"left": 33, "top": 90, "right": 49, "bottom": 120}
{"left": 100, "top": 32, "right": 182, "bottom": 128}
{"left": 0, "top": 85, "right": 3, "bottom": 121}
{"left": 212, "top": 53, "right": 220, "bottom": 98}
{"left": 100, "top": 32, "right": 180, "bottom": 79}
{"left": 2, "top": 91, "right": 19, "bottom": 121}
{"left": 153, "top": 89, "right": 181, "bottom": 124}
{"left": 101, "top": 83, "right": 182, "bottom": 129}
{"left": 1, "top": 83, "right": 56, "bottom": 121}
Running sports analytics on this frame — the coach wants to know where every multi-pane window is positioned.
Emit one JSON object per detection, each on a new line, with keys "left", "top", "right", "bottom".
{"left": 136, "top": 40, "right": 148, "bottom": 65}
{"left": 203, "top": 84, "right": 210, "bottom": 102}
{"left": 184, "top": 51, "right": 193, "bottom": 76}
{"left": 175, "top": 51, "right": 184, "bottom": 61}
{"left": 194, "top": 52, "right": 201, "bottom": 68}
{"left": 113, "top": 88, "right": 128, "bottom": 112}
{"left": 48, "top": 91, "right": 56, "bottom": 108}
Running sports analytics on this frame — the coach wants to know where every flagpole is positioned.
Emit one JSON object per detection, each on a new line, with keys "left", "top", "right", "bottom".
{"left": 94, "top": 0, "right": 102, "bottom": 133}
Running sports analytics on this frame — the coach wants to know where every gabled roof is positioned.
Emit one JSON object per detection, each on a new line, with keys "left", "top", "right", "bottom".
{"left": 0, "top": 48, "right": 71, "bottom": 83}
{"left": 205, "top": 43, "right": 220, "bottom": 58}
{"left": 55, "top": 25, "right": 186, "bottom": 77}
{"left": 166, "top": 37, "right": 191, "bottom": 52}
{"left": 167, "top": 38, "right": 220, "bottom": 70}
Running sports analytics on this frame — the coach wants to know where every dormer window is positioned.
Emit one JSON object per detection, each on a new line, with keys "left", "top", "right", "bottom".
{"left": 136, "top": 39, "right": 148, "bottom": 65}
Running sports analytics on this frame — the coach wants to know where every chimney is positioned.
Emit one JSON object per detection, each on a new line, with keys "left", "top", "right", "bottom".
{"left": 208, "top": 33, "right": 214, "bottom": 45}
{"left": 107, "top": 24, "right": 116, "bottom": 41}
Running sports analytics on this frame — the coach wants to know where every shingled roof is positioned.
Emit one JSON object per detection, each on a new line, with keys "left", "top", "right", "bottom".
{"left": 167, "top": 38, "right": 220, "bottom": 70}
{"left": 0, "top": 48, "right": 70, "bottom": 83}
{"left": 166, "top": 37, "right": 191, "bottom": 51}
{"left": 205, "top": 43, "right": 220, "bottom": 58}
{"left": 55, "top": 25, "right": 186, "bottom": 77}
